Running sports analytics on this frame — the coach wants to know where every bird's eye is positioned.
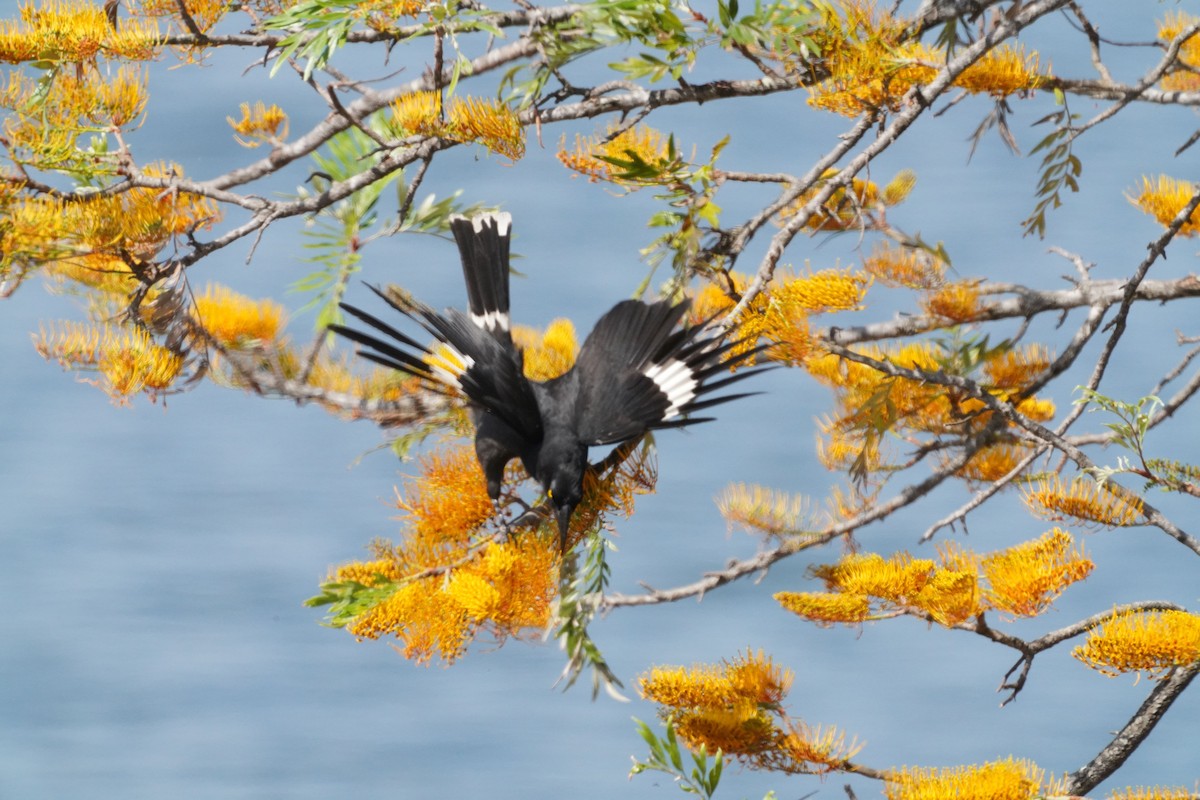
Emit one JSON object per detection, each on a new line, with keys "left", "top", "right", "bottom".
{"left": 547, "top": 488, "right": 554, "bottom": 499}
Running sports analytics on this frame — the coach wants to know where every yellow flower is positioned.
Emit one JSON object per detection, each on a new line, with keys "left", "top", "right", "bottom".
{"left": 641, "top": 650, "right": 861, "bottom": 774}
{"left": 690, "top": 281, "right": 738, "bottom": 321}
{"left": 0, "top": 65, "right": 149, "bottom": 175}
{"left": 921, "top": 280, "right": 981, "bottom": 323}
{"left": 134, "top": 0, "right": 227, "bottom": 35}
{"left": 1157, "top": 12, "right": 1200, "bottom": 92}
{"left": 911, "top": 565, "right": 981, "bottom": 626}
{"left": 513, "top": 319, "right": 577, "bottom": 381}
{"left": 1073, "top": 608, "right": 1200, "bottom": 678}
{"left": 779, "top": 168, "right": 912, "bottom": 231}
{"left": 33, "top": 320, "right": 183, "bottom": 402}
{"left": 1129, "top": 175, "right": 1200, "bottom": 236}
{"left": 361, "top": 0, "right": 427, "bottom": 32}
{"left": 775, "top": 268, "right": 871, "bottom": 314}
{"left": 192, "top": 283, "right": 286, "bottom": 347}
{"left": 692, "top": 267, "right": 863, "bottom": 367}
{"left": 775, "top": 591, "right": 873, "bottom": 625}
{"left": 477, "top": 536, "right": 558, "bottom": 631}
{"left": 675, "top": 704, "right": 778, "bottom": 756}
{"left": 640, "top": 664, "right": 740, "bottom": 710}
{"left": 983, "top": 345, "right": 1052, "bottom": 391}
{"left": 328, "top": 557, "right": 404, "bottom": 586}
{"left": 862, "top": 243, "right": 945, "bottom": 290}
{"left": 390, "top": 92, "right": 524, "bottom": 160}
{"left": 981, "top": 529, "right": 1093, "bottom": 618}
{"left": 1108, "top": 786, "right": 1200, "bottom": 800}
{"left": 806, "top": 3, "right": 937, "bottom": 117}
{"left": 447, "top": 96, "right": 525, "bottom": 161}
{"left": 393, "top": 444, "right": 493, "bottom": 549}
{"left": 1023, "top": 475, "right": 1143, "bottom": 528}
{"left": 391, "top": 90, "right": 442, "bottom": 136}
{"left": 805, "top": 3, "right": 1045, "bottom": 116}
{"left": 640, "top": 649, "right": 792, "bottom": 712}
{"left": 770, "top": 722, "right": 863, "bottom": 775}
{"left": 955, "top": 441, "right": 1035, "bottom": 484}
{"left": 886, "top": 757, "right": 1045, "bottom": 800}
{"left": 558, "top": 124, "right": 675, "bottom": 185}
{"left": 795, "top": 544, "right": 985, "bottom": 628}
{"left": 724, "top": 649, "right": 793, "bottom": 707}
{"left": 0, "top": 0, "right": 162, "bottom": 64}
{"left": 347, "top": 579, "right": 472, "bottom": 663}
{"left": 3, "top": 198, "right": 71, "bottom": 270}
{"left": 816, "top": 417, "right": 884, "bottom": 473}
{"left": 1015, "top": 395, "right": 1055, "bottom": 422}
{"left": 331, "top": 526, "right": 557, "bottom": 664}
{"left": 811, "top": 552, "right": 935, "bottom": 605}
{"left": 954, "top": 44, "right": 1047, "bottom": 96}
{"left": 446, "top": 570, "right": 501, "bottom": 620}
{"left": 717, "top": 483, "right": 816, "bottom": 538}
{"left": 227, "top": 101, "right": 289, "bottom": 148}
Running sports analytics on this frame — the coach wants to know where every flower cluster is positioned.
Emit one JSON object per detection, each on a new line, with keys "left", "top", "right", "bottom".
{"left": 391, "top": 91, "right": 525, "bottom": 161}
{"left": 227, "top": 101, "right": 289, "bottom": 148}
{"left": 690, "top": 267, "right": 870, "bottom": 366}
{"left": 861, "top": 243, "right": 946, "bottom": 290}
{"left": 360, "top": 0, "right": 427, "bottom": 33}
{"left": 134, "top": 0, "right": 228, "bottom": 35}
{"left": 34, "top": 320, "right": 184, "bottom": 403}
{"left": 920, "top": 280, "right": 981, "bottom": 323}
{"left": 805, "top": 2, "right": 1047, "bottom": 117}
{"left": 885, "top": 757, "right": 1049, "bottom": 800}
{"left": 776, "top": 529, "right": 1093, "bottom": 627}
{"left": 192, "top": 283, "right": 287, "bottom": 347}
{"left": 558, "top": 123, "right": 678, "bottom": 186}
{"left": 1023, "top": 475, "right": 1144, "bottom": 528}
{"left": 717, "top": 483, "right": 818, "bottom": 540}
{"left": 328, "top": 444, "right": 559, "bottom": 663}
{"left": 640, "top": 650, "right": 862, "bottom": 774}
{"left": 1157, "top": 11, "right": 1200, "bottom": 93}
{"left": 1073, "top": 608, "right": 1200, "bottom": 678}
{"left": 1107, "top": 787, "right": 1200, "bottom": 800}
{"left": 1129, "top": 175, "right": 1200, "bottom": 237}
{"left": 806, "top": 340, "right": 1056, "bottom": 483}
{"left": 778, "top": 168, "right": 916, "bottom": 232}
{"left": 5, "top": 162, "right": 219, "bottom": 280}
{"left": 0, "top": 0, "right": 161, "bottom": 64}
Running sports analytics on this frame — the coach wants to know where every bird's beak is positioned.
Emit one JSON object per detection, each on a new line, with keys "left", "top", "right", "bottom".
{"left": 555, "top": 503, "right": 574, "bottom": 551}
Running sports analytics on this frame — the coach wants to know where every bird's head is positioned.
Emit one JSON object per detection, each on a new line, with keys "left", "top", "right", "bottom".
{"left": 537, "top": 438, "right": 586, "bottom": 550}
{"left": 547, "top": 474, "right": 583, "bottom": 550}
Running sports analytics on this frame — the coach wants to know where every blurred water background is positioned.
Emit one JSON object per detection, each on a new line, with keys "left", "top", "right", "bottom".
{"left": 1, "top": 3, "right": 1198, "bottom": 798}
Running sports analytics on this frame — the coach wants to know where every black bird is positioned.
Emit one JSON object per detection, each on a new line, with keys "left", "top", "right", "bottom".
{"left": 329, "top": 212, "right": 764, "bottom": 548}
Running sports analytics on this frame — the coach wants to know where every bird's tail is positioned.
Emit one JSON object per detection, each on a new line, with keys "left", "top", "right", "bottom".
{"left": 449, "top": 212, "right": 512, "bottom": 337}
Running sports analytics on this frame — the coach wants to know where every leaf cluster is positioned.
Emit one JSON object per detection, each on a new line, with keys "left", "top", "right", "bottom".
{"left": 630, "top": 719, "right": 725, "bottom": 799}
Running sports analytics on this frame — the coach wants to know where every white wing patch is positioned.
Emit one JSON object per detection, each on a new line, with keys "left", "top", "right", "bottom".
{"left": 644, "top": 358, "right": 698, "bottom": 420}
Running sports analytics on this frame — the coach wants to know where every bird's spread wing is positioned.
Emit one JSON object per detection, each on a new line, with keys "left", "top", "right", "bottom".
{"left": 569, "top": 299, "right": 764, "bottom": 446}
{"left": 328, "top": 212, "right": 542, "bottom": 442}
